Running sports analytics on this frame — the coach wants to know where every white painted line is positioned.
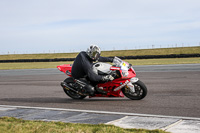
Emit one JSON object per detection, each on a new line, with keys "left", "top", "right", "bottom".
{"left": 105, "top": 116, "right": 131, "bottom": 125}
{"left": 0, "top": 105, "right": 200, "bottom": 121}
{"left": 0, "top": 107, "right": 16, "bottom": 111}
{"left": 161, "top": 119, "right": 183, "bottom": 131}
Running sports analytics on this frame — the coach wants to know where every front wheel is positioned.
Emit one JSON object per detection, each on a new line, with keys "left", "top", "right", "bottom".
{"left": 122, "top": 80, "right": 147, "bottom": 100}
{"left": 63, "top": 77, "right": 87, "bottom": 99}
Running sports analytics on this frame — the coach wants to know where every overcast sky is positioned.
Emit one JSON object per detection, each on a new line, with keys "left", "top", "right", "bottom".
{"left": 0, "top": 0, "right": 200, "bottom": 54}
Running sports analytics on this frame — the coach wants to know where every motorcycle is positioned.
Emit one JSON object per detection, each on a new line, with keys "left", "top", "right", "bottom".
{"left": 57, "top": 57, "right": 147, "bottom": 100}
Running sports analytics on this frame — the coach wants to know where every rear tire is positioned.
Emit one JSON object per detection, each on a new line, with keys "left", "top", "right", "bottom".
{"left": 122, "top": 80, "right": 147, "bottom": 100}
{"left": 63, "top": 77, "right": 87, "bottom": 99}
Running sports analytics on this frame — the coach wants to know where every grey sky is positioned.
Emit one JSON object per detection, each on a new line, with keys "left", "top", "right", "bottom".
{"left": 0, "top": 0, "right": 200, "bottom": 54}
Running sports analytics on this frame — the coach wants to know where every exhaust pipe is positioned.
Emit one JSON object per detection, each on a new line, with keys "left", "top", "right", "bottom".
{"left": 61, "top": 82, "right": 79, "bottom": 94}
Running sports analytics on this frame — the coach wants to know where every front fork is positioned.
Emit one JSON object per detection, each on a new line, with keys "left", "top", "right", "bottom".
{"left": 126, "top": 77, "right": 139, "bottom": 93}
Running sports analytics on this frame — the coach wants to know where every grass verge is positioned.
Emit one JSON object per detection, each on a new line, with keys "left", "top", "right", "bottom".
{"left": 125, "top": 57, "right": 200, "bottom": 66}
{"left": 0, "top": 117, "right": 169, "bottom": 133}
{"left": 0, "top": 46, "right": 199, "bottom": 60}
{"left": 0, "top": 57, "right": 199, "bottom": 70}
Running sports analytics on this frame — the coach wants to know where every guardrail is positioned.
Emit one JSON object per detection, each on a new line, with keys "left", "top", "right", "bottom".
{"left": 0, "top": 54, "right": 199, "bottom": 63}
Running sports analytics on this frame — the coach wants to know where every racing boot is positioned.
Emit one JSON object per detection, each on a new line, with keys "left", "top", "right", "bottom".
{"left": 84, "top": 84, "right": 95, "bottom": 96}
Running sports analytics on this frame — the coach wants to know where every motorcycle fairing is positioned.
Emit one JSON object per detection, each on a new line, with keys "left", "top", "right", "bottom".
{"left": 95, "top": 79, "right": 132, "bottom": 97}
{"left": 57, "top": 64, "right": 72, "bottom": 76}
{"left": 57, "top": 62, "right": 137, "bottom": 98}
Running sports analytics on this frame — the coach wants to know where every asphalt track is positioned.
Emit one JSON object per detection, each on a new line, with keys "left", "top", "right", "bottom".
{"left": 0, "top": 64, "right": 200, "bottom": 118}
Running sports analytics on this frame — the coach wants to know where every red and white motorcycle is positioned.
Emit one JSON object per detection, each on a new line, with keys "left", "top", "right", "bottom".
{"left": 57, "top": 57, "right": 147, "bottom": 100}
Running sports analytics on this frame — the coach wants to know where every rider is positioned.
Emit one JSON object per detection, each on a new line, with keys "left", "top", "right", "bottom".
{"left": 71, "top": 45, "right": 114, "bottom": 95}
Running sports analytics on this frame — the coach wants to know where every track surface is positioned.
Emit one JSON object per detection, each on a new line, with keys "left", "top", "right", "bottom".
{"left": 0, "top": 64, "right": 200, "bottom": 118}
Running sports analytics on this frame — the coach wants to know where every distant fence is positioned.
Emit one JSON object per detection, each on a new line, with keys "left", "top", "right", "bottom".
{"left": 0, "top": 54, "right": 199, "bottom": 63}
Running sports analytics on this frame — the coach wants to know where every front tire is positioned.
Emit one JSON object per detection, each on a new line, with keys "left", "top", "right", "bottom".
{"left": 63, "top": 77, "right": 87, "bottom": 99}
{"left": 122, "top": 80, "right": 147, "bottom": 100}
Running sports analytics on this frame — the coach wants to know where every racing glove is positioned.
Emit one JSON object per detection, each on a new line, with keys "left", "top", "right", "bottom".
{"left": 102, "top": 75, "right": 114, "bottom": 82}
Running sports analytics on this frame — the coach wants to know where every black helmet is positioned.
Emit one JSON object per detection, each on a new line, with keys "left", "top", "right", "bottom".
{"left": 86, "top": 45, "right": 101, "bottom": 61}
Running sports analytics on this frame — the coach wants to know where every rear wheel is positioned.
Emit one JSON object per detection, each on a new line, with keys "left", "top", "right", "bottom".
{"left": 122, "top": 80, "right": 147, "bottom": 100}
{"left": 63, "top": 77, "right": 87, "bottom": 99}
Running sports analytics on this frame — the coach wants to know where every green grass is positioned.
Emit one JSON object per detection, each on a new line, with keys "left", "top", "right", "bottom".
{"left": 101, "top": 46, "right": 200, "bottom": 57}
{"left": 125, "top": 57, "right": 200, "bottom": 66}
{"left": 0, "top": 61, "right": 73, "bottom": 70}
{"left": 0, "top": 46, "right": 199, "bottom": 60}
{"left": 0, "top": 47, "right": 199, "bottom": 70}
{"left": 0, "top": 58, "right": 199, "bottom": 70}
{"left": 0, "top": 53, "right": 78, "bottom": 60}
{"left": 0, "top": 117, "right": 169, "bottom": 133}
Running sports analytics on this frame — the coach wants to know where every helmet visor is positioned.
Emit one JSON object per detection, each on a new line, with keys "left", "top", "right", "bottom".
{"left": 92, "top": 51, "right": 100, "bottom": 61}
